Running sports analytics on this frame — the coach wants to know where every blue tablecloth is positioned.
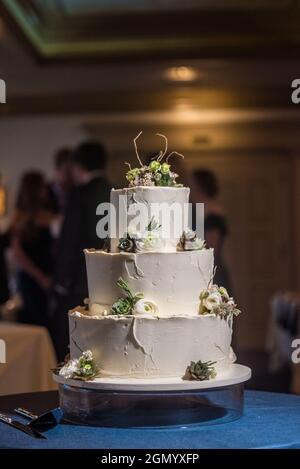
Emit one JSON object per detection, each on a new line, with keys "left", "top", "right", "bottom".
{"left": 1, "top": 391, "right": 300, "bottom": 449}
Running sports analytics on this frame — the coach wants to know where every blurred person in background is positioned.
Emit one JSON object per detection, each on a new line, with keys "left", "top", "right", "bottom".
{"left": 49, "top": 147, "right": 74, "bottom": 215}
{"left": 193, "top": 169, "right": 233, "bottom": 294}
{"left": 10, "top": 171, "right": 55, "bottom": 327}
{"left": 52, "top": 141, "right": 111, "bottom": 360}
{"left": 48, "top": 147, "right": 74, "bottom": 245}
{"left": 0, "top": 232, "right": 10, "bottom": 307}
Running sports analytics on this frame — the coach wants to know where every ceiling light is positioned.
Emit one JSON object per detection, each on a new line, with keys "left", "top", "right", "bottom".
{"left": 166, "top": 66, "right": 197, "bottom": 82}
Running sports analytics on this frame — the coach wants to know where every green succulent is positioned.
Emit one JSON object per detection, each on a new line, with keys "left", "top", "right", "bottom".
{"left": 111, "top": 277, "right": 143, "bottom": 316}
{"left": 118, "top": 236, "right": 135, "bottom": 253}
{"left": 73, "top": 351, "right": 98, "bottom": 381}
{"left": 184, "top": 360, "right": 217, "bottom": 381}
{"left": 111, "top": 297, "right": 133, "bottom": 315}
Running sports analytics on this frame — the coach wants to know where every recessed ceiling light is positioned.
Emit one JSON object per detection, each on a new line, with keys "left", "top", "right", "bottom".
{"left": 166, "top": 66, "right": 197, "bottom": 82}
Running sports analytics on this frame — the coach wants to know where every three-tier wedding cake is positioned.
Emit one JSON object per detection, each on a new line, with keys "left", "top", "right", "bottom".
{"left": 56, "top": 132, "right": 242, "bottom": 384}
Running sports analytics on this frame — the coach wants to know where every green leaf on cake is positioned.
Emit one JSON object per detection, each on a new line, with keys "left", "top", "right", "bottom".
{"left": 116, "top": 277, "right": 134, "bottom": 300}
{"left": 146, "top": 216, "right": 161, "bottom": 232}
{"left": 111, "top": 277, "right": 144, "bottom": 316}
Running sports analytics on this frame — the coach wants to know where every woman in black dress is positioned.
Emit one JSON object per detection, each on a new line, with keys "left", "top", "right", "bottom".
{"left": 193, "top": 169, "right": 233, "bottom": 294}
{"left": 10, "top": 171, "right": 55, "bottom": 327}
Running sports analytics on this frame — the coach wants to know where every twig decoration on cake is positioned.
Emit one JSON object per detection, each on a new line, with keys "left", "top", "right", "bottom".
{"left": 166, "top": 151, "right": 184, "bottom": 163}
{"left": 133, "top": 130, "right": 145, "bottom": 167}
{"left": 155, "top": 133, "right": 168, "bottom": 162}
{"left": 126, "top": 131, "right": 184, "bottom": 187}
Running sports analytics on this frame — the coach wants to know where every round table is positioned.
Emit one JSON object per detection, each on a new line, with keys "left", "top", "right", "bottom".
{"left": 0, "top": 390, "right": 300, "bottom": 449}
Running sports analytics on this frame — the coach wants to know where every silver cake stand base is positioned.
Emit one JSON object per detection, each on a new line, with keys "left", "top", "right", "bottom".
{"left": 53, "top": 364, "right": 251, "bottom": 428}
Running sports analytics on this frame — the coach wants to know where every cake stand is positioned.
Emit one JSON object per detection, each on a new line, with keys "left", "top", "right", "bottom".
{"left": 53, "top": 364, "right": 251, "bottom": 428}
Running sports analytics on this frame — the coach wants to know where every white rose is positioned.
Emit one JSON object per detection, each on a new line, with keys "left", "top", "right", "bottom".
{"left": 204, "top": 292, "right": 222, "bottom": 311}
{"left": 184, "top": 229, "right": 196, "bottom": 241}
{"left": 185, "top": 238, "right": 205, "bottom": 251}
{"left": 136, "top": 231, "right": 163, "bottom": 252}
{"left": 133, "top": 299, "right": 159, "bottom": 316}
{"left": 59, "top": 359, "right": 79, "bottom": 379}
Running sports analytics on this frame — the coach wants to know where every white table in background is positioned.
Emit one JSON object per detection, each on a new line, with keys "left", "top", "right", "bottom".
{"left": 0, "top": 321, "right": 57, "bottom": 396}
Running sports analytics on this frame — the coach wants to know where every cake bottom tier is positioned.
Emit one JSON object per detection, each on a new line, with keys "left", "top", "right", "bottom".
{"left": 69, "top": 312, "right": 235, "bottom": 378}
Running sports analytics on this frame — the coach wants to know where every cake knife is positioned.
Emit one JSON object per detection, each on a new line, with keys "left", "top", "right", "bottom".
{"left": 0, "top": 413, "right": 46, "bottom": 439}
{"left": 14, "top": 407, "right": 58, "bottom": 427}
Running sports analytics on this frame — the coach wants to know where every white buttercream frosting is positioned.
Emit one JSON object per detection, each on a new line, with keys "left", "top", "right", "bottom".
{"left": 66, "top": 185, "right": 239, "bottom": 381}
{"left": 110, "top": 186, "right": 190, "bottom": 253}
{"left": 85, "top": 249, "right": 214, "bottom": 317}
{"left": 69, "top": 312, "right": 235, "bottom": 378}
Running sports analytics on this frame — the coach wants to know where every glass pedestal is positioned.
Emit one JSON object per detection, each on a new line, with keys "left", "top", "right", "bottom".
{"left": 54, "top": 364, "right": 251, "bottom": 428}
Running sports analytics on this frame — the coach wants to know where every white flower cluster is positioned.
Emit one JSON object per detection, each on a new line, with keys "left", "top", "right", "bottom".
{"left": 59, "top": 358, "right": 79, "bottom": 379}
{"left": 119, "top": 225, "right": 163, "bottom": 253}
{"left": 135, "top": 228, "right": 163, "bottom": 252}
{"left": 199, "top": 285, "right": 241, "bottom": 318}
{"left": 178, "top": 229, "right": 206, "bottom": 251}
{"left": 59, "top": 350, "right": 97, "bottom": 380}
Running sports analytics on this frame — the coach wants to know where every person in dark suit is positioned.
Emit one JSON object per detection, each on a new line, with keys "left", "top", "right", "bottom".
{"left": 51, "top": 141, "right": 111, "bottom": 360}
{"left": 48, "top": 147, "right": 74, "bottom": 216}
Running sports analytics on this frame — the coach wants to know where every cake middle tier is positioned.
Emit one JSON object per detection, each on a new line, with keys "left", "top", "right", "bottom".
{"left": 85, "top": 249, "right": 214, "bottom": 316}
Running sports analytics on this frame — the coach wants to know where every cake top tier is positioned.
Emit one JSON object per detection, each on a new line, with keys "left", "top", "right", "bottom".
{"left": 110, "top": 185, "right": 191, "bottom": 253}
{"left": 125, "top": 131, "right": 184, "bottom": 188}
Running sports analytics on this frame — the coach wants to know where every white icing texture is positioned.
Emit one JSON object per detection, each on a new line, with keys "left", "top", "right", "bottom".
{"left": 85, "top": 249, "right": 214, "bottom": 317}
{"left": 64, "top": 185, "right": 238, "bottom": 381}
{"left": 110, "top": 186, "right": 190, "bottom": 252}
{"left": 69, "top": 312, "right": 235, "bottom": 378}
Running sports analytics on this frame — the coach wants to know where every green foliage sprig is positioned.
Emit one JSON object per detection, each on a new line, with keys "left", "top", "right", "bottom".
{"left": 111, "top": 277, "right": 144, "bottom": 315}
